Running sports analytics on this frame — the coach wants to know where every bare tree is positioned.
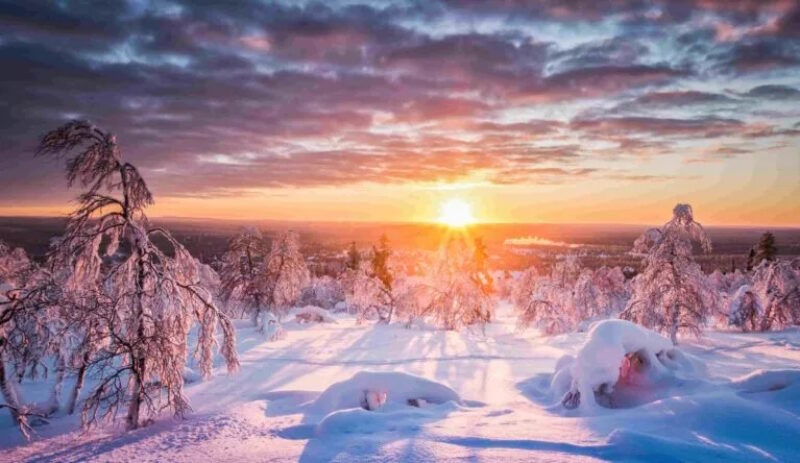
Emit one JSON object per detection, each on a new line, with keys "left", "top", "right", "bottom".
{"left": 37, "top": 121, "right": 239, "bottom": 430}
{"left": 621, "top": 204, "right": 717, "bottom": 344}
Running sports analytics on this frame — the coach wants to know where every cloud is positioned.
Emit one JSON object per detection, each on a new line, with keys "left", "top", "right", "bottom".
{"left": 0, "top": 0, "right": 798, "bottom": 203}
{"left": 745, "top": 85, "right": 800, "bottom": 99}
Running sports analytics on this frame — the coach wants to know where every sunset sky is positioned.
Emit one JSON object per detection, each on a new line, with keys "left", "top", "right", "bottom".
{"left": 0, "top": 1, "right": 798, "bottom": 226}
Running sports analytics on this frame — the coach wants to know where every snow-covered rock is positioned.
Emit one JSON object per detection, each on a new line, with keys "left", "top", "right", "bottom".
{"left": 291, "top": 305, "right": 337, "bottom": 324}
{"left": 260, "top": 312, "right": 286, "bottom": 341}
{"left": 553, "top": 319, "right": 706, "bottom": 411}
{"left": 307, "top": 371, "right": 461, "bottom": 417}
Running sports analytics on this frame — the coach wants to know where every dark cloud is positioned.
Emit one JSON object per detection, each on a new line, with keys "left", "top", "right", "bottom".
{"left": 745, "top": 85, "right": 800, "bottom": 99}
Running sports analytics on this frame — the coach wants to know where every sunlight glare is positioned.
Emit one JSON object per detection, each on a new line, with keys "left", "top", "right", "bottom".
{"left": 438, "top": 198, "right": 476, "bottom": 227}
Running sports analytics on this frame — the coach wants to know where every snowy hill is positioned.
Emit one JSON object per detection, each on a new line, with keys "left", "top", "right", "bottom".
{"left": 2, "top": 305, "right": 799, "bottom": 462}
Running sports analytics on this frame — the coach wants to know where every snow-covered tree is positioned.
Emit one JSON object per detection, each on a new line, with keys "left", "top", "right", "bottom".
{"left": 515, "top": 256, "right": 610, "bottom": 335}
{"left": 427, "top": 238, "right": 492, "bottom": 330}
{"left": 727, "top": 285, "right": 762, "bottom": 332}
{"left": 512, "top": 266, "right": 539, "bottom": 308}
{"left": 346, "top": 241, "right": 360, "bottom": 271}
{"left": 470, "top": 237, "right": 494, "bottom": 297}
{"left": 219, "top": 227, "right": 272, "bottom": 323}
{"left": 591, "top": 266, "right": 629, "bottom": 315}
{"left": 750, "top": 260, "right": 800, "bottom": 330}
{"left": 264, "top": 230, "right": 309, "bottom": 321}
{"left": 747, "top": 231, "right": 778, "bottom": 270}
{"left": 36, "top": 121, "right": 239, "bottom": 430}
{"left": 219, "top": 228, "right": 309, "bottom": 332}
{"left": 301, "top": 275, "right": 345, "bottom": 310}
{"left": 621, "top": 204, "right": 717, "bottom": 344}
{"left": 345, "top": 235, "right": 395, "bottom": 323}
{"left": 0, "top": 242, "right": 60, "bottom": 438}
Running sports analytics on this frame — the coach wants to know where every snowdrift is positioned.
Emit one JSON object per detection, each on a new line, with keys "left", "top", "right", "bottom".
{"left": 307, "top": 371, "right": 461, "bottom": 417}
{"left": 303, "top": 371, "right": 462, "bottom": 437}
{"left": 551, "top": 319, "right": 707, "bottom": 411}
{"left": 291, "top": 305, "right": 337, "bottom": 324}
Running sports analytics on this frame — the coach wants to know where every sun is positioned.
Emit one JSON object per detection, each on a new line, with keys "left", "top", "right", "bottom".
{"left": 438, "top": 198, "right": 475, "bottom": 227}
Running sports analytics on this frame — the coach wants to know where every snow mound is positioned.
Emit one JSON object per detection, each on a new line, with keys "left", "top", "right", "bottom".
{"left": 731, "top": 369, "right": 800, "bottom": 394}
{"left": 307, "top": 371, "right": 461, "bottom": 417}
{"left": 291, "top": 305, "right": 337, "bottom": 324}
{"left": 261, "top": 312, "right": 286, "bottom": 341}
{"left": 552, "top": 319, "right": 706, "bottom": 411}
{"left": 315, "top": 400, "right": 459, "bottom": 437}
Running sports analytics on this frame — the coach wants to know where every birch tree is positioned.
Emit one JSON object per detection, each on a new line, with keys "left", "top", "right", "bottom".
{"left": 36, "top": 120, "right": 238, "bottom": 430}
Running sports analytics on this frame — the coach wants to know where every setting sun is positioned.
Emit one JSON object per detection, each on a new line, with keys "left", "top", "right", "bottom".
{"left": 438, "top": 198, "right": 475, "bottom": 227}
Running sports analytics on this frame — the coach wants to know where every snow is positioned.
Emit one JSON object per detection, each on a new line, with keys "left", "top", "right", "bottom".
{"left": 549, "top": 319, "right": 708, "bottom": 411}
{"left": 290, "top": 305, "right": 338, "bottom": 324}
{"left": 2, "top": 303, "right": 800, "bottom": 462}
{"left": 307, "top": 371, "right": 461, "bottom": 417}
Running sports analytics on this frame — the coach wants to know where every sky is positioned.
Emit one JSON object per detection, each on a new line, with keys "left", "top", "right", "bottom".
{"left": 0, "top": 0, "right": 798, "bottom": 226}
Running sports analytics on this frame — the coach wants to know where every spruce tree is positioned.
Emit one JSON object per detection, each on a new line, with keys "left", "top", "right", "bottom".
{"left": 754, "top": 232, "right": 778, "bottom": 265}
{"left": 346, "top": 241, "right": 360, "bottom": 270}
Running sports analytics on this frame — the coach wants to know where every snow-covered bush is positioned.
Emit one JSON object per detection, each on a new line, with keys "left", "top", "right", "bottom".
{"left": 621, "top": 204, "right": 717, "bottom": 344}
{"left": 552, "top": 319, "right": 706, "bottom": 411}
{"left": 727, "top": 285, "right": 762, "bottom": 331}
{"left": 515, "top": 257, "right": 628, "bottom": 335}
{"left": 261, "top": 312, "right": 286, "bottom": 341}
{"left": 301, "top": 276, "right": 345, "bottom": 311}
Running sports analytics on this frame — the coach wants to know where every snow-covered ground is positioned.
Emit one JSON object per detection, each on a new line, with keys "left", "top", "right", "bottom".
{"left": 2, "top": 304, "right": 799, "bottom": 462}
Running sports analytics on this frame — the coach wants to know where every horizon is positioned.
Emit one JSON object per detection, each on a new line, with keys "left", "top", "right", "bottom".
{"left": 2, "top": 213, "right": 800, "bottom": 230}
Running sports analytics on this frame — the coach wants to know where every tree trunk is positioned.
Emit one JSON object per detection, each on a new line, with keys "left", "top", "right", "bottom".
{"left": 43, "top": 354, "right": 66, "bottom": 416}
{"left": 127, "top": 241, "right": 148, "bottom": 430}
{"left": 0, "top": 353, "right": 28, "bottom": 437}
{"left": 66, "top": 354, "right": 89, "bottom": 415}
{"left": 669, "top": 303, "right": 679, "bottom": 345}
{"left": 126, "top": 358, "right": 143, "bottom": 430}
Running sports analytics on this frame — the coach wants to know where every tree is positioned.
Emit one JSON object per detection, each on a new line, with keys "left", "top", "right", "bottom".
{"left": 515, "top": 256, "right": 583, "bottom": 335}
{"left": 751, "top": 260, "right": 800, "bottom": 330}
{"left": 621, "top": 204, "right": 717, "bottom": 344}
{"left": 746, "top": 248, "right": 757, "bottom": 272}
{"left": 219, "top": 228, "right": 308, "bottom": 333}
{"left": 264, "top": 230, "right": 309, "bottom": 321}
{"left": 346, "top": 241, "right": 360, "bottom": 271}
{"left": 301, "top": 275, "right": 345, "bottom": 310}
{"left": 427, "top": 238, "right": 492, "bottom": 330}
{"left": 727, "top": 285, "right": 761, "bottom": 332}
{"left": 0, "top": 242, "right": 60, "bottom": 438}
{"left": 755, "top": 232, "right": 778, "bottom": 265}
{"left": 36, "top": 121, "right": 239, "bottom": 430}
{"left": 470, "top": 237, "right": 494, "bottom": 297}
{"left": 219, "top": 227, "right": 272, "bottom": 324}
{"left": 371, "top": 235, "right": 393, "bottom": 293}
